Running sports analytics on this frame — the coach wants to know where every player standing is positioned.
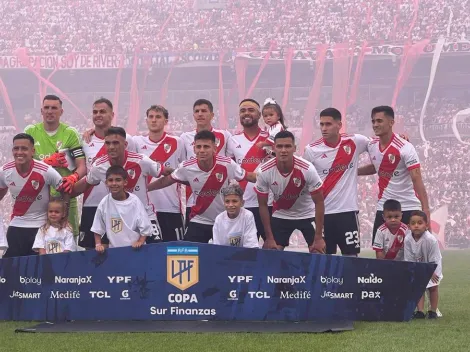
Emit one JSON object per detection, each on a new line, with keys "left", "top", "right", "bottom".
{"left": 180, "top": 99, "right": 232, "bottom": 225}
{"left": 227, "top": 99, "right": 271, "bottom": 239}
{"left": 24, "top": 95, "right": 86, "bottom": 237}
{"left": 72, "top": 127, "right": 166, "bottom": 242}
{"left": 0, "top": 134, "right": 64, "bottom": 257}
{"left": 303, "top": 108, "right": 369, "bottom": 256}
{"left": 148, "top": 130, "right": 256, "bottom": 243}
{"left": 79, "top": 98, "right": 136, "bottom": 249}
{"left": 358, "top": 106, "right": 430, "bottom": 242}
{"left": 255, "top": 130, "right": 325, "bottom": 253}
{"left": 133, "top": 105, "right": 185, "bottom": 242}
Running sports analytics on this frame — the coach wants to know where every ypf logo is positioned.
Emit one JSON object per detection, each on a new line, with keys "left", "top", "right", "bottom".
{"left": 166, "top": 247, "right": 199, "bottom": 290}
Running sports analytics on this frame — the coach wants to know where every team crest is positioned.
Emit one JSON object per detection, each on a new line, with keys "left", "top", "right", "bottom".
{"left": 388, "top": 154, "right": 396, "bottom": 164}
{"left": 127, "top": 169, "right": 135, "bottom": 179}
{"left": 111, "top": 218, "right": 123, "bottom": 233}
{"left": 164, "top": 143, "right": 172, "bottom": 153}
{"left": 397, "top": 235, "right": 404, "bottom": 243}
{"left": 215, "top": 138, "right": 220, "bottom": 147}
{"left": 56, "top": 141, "right": 63, "bottom": 150}
{"left": 167, "top": 247, "right": 199, "bottom": 290}
{"left": 293, "top": 177, "right": 301, "bottom": 187}
{"left": 215, "top": 173, "right": 223, "bottom": 182}
{"left": 343, "top": 145, "right": 351, "bottom": 155}
{"left": 31, "top": 180, "right": 39, "bottom": 190}
{"left": 46, "top": 240, "right": 61, "bottom": 254}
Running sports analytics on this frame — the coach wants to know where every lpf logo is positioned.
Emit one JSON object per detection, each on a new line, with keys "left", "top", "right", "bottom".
{"left": 167, "top": 247, "right": 199, "bottom": 290}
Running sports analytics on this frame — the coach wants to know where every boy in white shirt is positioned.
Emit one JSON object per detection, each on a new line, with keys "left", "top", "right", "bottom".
{"left": 91, "top": 165, "right": 152, "bottom": 253}
{"left": 404, "top": 210, "right": 443, "bottom": 319}
{"left": 212, "top": 185, "right": 259, "bottom": 248}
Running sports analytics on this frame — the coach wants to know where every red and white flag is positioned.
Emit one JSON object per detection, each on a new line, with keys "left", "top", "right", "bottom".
{"left": 430, "top": 205, "right": 448, "bottom": 250}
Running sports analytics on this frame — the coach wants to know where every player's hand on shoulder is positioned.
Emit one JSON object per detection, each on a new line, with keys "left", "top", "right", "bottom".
{"left": 82, "top": 128, "right": 95, "bottom": 143}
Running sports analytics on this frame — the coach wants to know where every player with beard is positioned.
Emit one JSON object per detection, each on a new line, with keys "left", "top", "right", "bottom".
{"left": 227, "top": 98, "right": 272, "bottom": 240}
{"left": 79, "top": 98, "right": 136, "bottom": 249}
{"left": 133, "top": 105, "right": 185, "bottom": 242}
{"left": 180, "top": 99, "right": 232, "bottom": 226}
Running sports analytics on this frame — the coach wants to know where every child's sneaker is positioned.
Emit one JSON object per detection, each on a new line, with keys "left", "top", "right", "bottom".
{"left": 427, "top": 311, "right": 438, "bottom": 319}
{"left": 412, "top": 311, "right": 426, "bottom": 319}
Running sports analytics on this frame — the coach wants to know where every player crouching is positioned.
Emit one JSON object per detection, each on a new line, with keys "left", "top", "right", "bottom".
{"left": 91, "top": 166, "right": 151, "bottom": 253}
{"left": 212, "top": 184, "right": 259, "bottom": 248}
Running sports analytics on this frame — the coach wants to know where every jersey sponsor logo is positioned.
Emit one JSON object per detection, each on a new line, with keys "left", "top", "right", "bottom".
{"left": 141, "top": 145, "right": 148, "bottom": 150}
{"left": 193, "top": 178, "right": 199, "bottom": 182}
{"left": 321, "top": 153, "right": 327, "bottom": 159}
{"left": 89, "top": 143, "right": 95, "bottom": 147}
{"left": 406, "top": 159, "right": 418, "bottom": 166}
{"left": 237, "top": 156, "right": 264, "bottom": 165}
{"left": 111, "top": 218, "right": 123, "bottom": 233}
{"left": 322, "top": 162, "right": 354, "bottom": 175}
{"left": 167, "top": 247, "right": 199, "bottom": 291}
{"left": 9, "top": 182, "right": 15, "bottom": 186}
{"left": 236, "top": 144, "right": 242, "bottom": 148}
{"left": 271, "top": 181, "right": 278, "bottom": 186}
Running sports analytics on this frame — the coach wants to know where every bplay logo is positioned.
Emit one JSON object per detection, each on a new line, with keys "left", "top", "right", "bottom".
{"left": 320, "top": 276, "right": 343, "bottom": 285}
{"left": 20, "top": 276, "right": 41, "bottom": 285}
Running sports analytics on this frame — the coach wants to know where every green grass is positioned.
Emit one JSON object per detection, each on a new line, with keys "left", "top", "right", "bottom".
{"left": 1, "top": 250, "right": 469, "bottom": 352}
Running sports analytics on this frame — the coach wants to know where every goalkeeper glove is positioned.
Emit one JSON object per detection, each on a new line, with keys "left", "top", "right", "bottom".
{"left": 60, "top": 172, "right": 79, "bottom": 194}
{"left": 43, "top": 152, "right": 68, "bottom": 168}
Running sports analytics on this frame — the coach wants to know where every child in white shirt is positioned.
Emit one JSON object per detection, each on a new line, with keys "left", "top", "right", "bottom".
{"left": 213, "top": 185, "right": 259, "bottom": 248}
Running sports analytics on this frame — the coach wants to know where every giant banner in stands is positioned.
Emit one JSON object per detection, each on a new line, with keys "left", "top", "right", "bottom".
{"left": 0, "top": 243, "right": 434, "bottom": 322}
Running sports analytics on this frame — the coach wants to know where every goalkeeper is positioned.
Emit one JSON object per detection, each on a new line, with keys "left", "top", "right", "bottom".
{"left": 24, "top": 95, "right": 87, "bottom": 237}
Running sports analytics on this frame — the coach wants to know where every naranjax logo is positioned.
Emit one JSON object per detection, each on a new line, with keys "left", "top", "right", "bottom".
{"left": 357, "top": 274, "right": 383, "bottom": 284}
{"left": 55, "top": 276, "right": 92, "bottom": 285}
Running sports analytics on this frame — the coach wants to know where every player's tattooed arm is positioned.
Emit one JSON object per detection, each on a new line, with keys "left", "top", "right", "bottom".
{"left": 74, "top": 157, "right": 87, "bottom": 179}
{"left": 358, "top": 164, "right": 376, "bottom": 176}
{"left": 148, "top": 175, "right": 177, "bottom": 191}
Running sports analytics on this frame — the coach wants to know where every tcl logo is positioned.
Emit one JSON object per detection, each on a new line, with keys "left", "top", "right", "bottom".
{"left": 89, "top": 291, "right": 111, "bottom": 299}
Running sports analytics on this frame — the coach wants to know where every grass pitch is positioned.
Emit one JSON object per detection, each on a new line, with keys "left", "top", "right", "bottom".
{"left": 1, "top": 250, "right": 469, "bottom": 352}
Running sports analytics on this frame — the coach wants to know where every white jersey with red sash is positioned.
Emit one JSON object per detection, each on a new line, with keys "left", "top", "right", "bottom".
{"left": 0, "top": 160, "right": 63, "bottom": 228}
{"left": 368, "top": 134, "right": 421, "bottom": 211}
{"left": 226, "top": 129, "right": 269, "bottom": 207}
{"left": 170, "top": 155, "right": 246, "bottom": 225}
{"left": 133, "top": 133, "right": 184, "bottom": 213}
{"left": 82, "top": 133, "right": 136, "bottom": 207}
{"left": 303, "top": 133, "right": 369, "bottom": 214}
{"left": 254, "top": 156, "right": 323, "bottom": 220}
{"left": 372, "top": 222, "right": 409, "bottom": 260}
{"left": 85, "top": 151, "right": 162, "bottom": 220}
{"left": 180, "top": 128, "right": 232, "bottom": 207}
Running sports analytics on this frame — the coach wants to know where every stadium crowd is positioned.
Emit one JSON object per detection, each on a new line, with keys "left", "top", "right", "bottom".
{"left": 0, "top": 0, "right": 469, "bottom": 54}
{"left": 0, "top": 98, "right": 468, "bottom": 249}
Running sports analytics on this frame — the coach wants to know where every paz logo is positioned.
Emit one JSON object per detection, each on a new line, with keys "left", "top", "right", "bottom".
{"left": 215, "top": 173, "right": 223, "bottom": 182}
{"left": 31, "top": 180, "right": 39, "bottom": 190}
{"left": 343, "top": 145, "right": 351, "bottom": 155}
{"left": 293, "top": 177, "right": 301, "bottom": 187}
{"left": 164, "top": 143, "right": 171, "bottom": 153}
{"left": 388, "top": 154, "right": 396, "bottom": 164}
{"left": 167, "top": 247, "right": 199, "bottom": 290}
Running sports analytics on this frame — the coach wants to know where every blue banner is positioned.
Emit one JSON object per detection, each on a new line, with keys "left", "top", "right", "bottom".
{"left": 0, "top": 242, "right": 435, "bottom": 321}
